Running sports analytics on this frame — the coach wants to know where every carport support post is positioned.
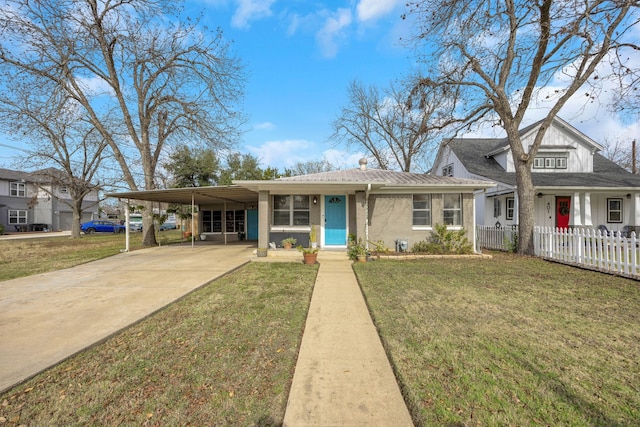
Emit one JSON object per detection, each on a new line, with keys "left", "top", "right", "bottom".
{"left": 124, "top": 200, "right": 130, "bottom": 252}
{"left": 191, "top": 192, "right": 195, "bottom": 248}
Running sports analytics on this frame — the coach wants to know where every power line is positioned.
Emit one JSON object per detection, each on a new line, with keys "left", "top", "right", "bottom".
{"left": 0, "top": 142, "right": 29, "bottom": 152}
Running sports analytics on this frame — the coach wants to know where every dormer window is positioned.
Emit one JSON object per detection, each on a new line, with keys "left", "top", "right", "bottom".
{"left": 442, "top": 164, "right": 454, "bottom": 177}
{"left": 533, "top": 156, "right": 568, "bottom": 169}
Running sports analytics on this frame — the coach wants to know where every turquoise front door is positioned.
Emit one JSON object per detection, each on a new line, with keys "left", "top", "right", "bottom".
{"left": 324, "top": 195, "right": 346, "bottom": 245}
{"left": 246, "top": 209, "right": 258, "bottom": 240}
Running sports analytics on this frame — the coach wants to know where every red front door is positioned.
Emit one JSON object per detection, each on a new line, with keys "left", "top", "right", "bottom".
{"left": 556, "top": 197, "right": 571, "bottom": 229}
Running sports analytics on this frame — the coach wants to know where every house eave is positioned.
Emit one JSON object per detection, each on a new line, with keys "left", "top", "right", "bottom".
{"left": 235, "top": 180, "right": 496, "bottom": 194}
{"left": 535, "top": 186, "right": 640, "bottom": 193}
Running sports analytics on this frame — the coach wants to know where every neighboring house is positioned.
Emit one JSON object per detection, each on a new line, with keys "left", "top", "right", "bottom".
{"left": 108, "top": 159, "right": 494, "bottom": 253}
{"left": 0, "top": 167, "right": 99, "bottom": 232}
{"left": 431, "top": 117, "right": 640, "bottom": 234}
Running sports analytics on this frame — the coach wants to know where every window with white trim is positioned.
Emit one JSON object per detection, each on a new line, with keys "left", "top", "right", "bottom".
{"left": 533, "top": 156, "right": 568, "bottom": 169}
{"left": 10, "top": 182, "right": 26, "bottom": 197}
{"left": 544, "top": 157, "right": 556, "bottom": 168}
{"left": 225, "top": 210, "right": 245, "bottom": 233}
{"left": 533, "top": 157, "right": 545, "bottom": 169}
{"left": 412, "top": 194, "right": 431, "bottom": 226}
{"left": 607, "top": 198, "right": 622, "bottom": 223}
{"left": 506, "top": 198, "right": 515, "bottom": 220}
{"left": 273, "top": 195, "right": 310, "bottom": 226}
{"left": 202, "top": 210, "right": 245, "bottom": 233}
{"left": 443, "top": 194, "right": 463, "bottom": 226}
{"left": 442, "top": 164, "right": 454, "bottom": 177}
{"left": 60, "top": 185, "right": 69, "bottom": 194}
{"left": 493, "top": 198, "right": 501, "bottom": 218}
{"left": 9, "top": 209, "right": 27, "bottom": 224}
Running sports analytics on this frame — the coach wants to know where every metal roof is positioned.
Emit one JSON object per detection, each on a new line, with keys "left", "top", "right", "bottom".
{"left": 106, "top": 186, "right": 259, "bottom": 205}
{"left": 107, "top": 168, "right": 495, "bottom": 204}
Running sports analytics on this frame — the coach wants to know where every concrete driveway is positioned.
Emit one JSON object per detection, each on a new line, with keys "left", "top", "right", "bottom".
{"left": 0, "top": 243, "right": 255, "bottom": 393}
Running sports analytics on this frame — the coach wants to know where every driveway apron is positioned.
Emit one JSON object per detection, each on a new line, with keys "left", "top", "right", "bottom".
{"left": 0, "top": 244, "right": 254, "bottom": 393}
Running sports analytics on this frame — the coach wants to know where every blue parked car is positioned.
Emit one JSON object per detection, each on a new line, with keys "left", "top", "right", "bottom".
{"left": 158, "top": 221, "right": 177, "bottom": 231}
{"left": 81, "top": 220, "right": 126, "bottom": 234}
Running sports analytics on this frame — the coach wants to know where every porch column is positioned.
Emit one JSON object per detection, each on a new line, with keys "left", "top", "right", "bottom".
{"left": 632, "top": 193, "right": 640, "bottom": 226}
{"left": 583, "top": 192, "right": 592, "bottom": 226}
{"left": 355, "top": 191, "right": 366, "bottom": 241}
{"left": 258, "top": 190, "right": 269, "bottom": 256}
{"left": 570, "top": 192, "right": 582, "bottom": 226}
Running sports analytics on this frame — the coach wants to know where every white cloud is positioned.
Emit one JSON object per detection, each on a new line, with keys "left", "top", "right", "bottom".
{"left": 323, "top": 149, "right": 365, "bottom": 169}
{"left": 76, "top": 76, "right": 114, "bottom": 97}
{"left": 356, "top": 0, "right": 401, "bottom": 22}
{"left": 316, "top": 8, "right": 352, "bottom": 58}
{"left": 253, "top": 121, "right": 276, "bottom": 131}
{"left": 247, "top": 139, "right": 318, "bottom": 168}
{"left": 230, "top": 0, "right": 275, "bottom": 29}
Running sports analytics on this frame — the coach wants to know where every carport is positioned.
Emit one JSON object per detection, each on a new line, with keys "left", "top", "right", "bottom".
{"left": 106, "top": 186, "right": 259, "bottom": 250}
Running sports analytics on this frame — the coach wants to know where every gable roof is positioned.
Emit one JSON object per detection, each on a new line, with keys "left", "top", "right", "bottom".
{"left": 0, "top": 168, "right": 30, "bottom": 182}
{"left": 447, "top": 138, "right": 640, "bottom": 189}
{"left": 0, "top": 167, "right": 67, "bottom": 184}
{"left": 481, "top": 116, "right": 604, "bottom": 157}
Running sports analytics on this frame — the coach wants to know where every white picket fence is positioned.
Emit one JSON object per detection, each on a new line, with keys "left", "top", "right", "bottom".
{"left": 476, "top": 225, "right": 518, "bottom": 251}
{"left": 534, "top": 226, "right": 640, "bottom": 278}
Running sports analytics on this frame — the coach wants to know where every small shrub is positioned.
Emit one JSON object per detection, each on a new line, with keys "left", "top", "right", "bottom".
{"left": 504, "top": 231, "right": 518, "bottom": 253}
{"left": 412, "top": 224, "right": 473, "bottom": 254}
{"left": 347, "top": 238, "right": 367, "bottom": 260}
{"left": 369, "top": 239, "right": 389, "bottom": 254}
{"left": 0, "top": 224, "right": 4, "bottom": 235}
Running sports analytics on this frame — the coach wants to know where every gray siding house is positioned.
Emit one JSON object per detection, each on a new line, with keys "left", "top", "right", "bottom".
{"left": 0, "top": 167, "right": 99, "bottom": 232}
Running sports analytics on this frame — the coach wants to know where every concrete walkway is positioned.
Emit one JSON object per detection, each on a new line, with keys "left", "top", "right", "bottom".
{"left": 0, "top": 243, "right": 254, "bottom": 392}
{"left": 283, "top": 258, "right": 414, "bottom": 426}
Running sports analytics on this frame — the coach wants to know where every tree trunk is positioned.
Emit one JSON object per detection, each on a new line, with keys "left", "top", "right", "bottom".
{"left": 514, "top": 163, "right": 536, "bottom": 255}
{"left": 71, "top": 199, "right": 83, "bottom": 239}
{"left": 141, "top": 200, "right": 157, "bottom": 246}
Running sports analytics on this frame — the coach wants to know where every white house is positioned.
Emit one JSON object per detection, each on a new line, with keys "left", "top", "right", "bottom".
{"left": 431, "top": 117, "right": 640, "bottom": 234}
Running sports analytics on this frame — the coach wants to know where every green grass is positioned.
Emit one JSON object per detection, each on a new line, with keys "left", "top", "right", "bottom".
{"left": 0, "top": 231, "right": 184, "bottom": 281}
{"left": 354, "top": 252, "right": 640, "bottom": 426}
{"left": 0, "top": 262, "right": 317, "bottom": 426}
{"left": 4, "top": 235, "right": 638, "bottom": 426}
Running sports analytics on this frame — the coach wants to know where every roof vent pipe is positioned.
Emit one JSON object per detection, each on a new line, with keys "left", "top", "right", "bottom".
{"left": 359, "top": 158, "right": 368, "bottom": 171}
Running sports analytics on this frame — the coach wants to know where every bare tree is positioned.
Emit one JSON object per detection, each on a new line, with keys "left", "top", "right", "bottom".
{"left": 285, "top": 159, "right": 336, "bottom": 176}
{"left": 331, "top": 79, "right": 446, "bottom": 172}
{"left": 0, "top": 0, "right": 245, "bottom": 245}
{"left": 602, "top": 137, "right": 638, "bottom": 173}
{"left": 0, "top": 85, "right": 109, "bottom": 238}
{"left": 405, "top": 0, "right": 639, "bottom": 254}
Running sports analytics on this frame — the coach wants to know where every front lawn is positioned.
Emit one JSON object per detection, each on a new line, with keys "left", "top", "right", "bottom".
{"left": 0, "top": 262, "right": 317, "bottom": 426}
{"left": 354, "top": 252, "right": 640, "bottom": 426}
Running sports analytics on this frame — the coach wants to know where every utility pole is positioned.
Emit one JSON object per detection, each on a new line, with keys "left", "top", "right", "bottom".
{"left": 633, "top": 139, "right": 637, "bottom": 174}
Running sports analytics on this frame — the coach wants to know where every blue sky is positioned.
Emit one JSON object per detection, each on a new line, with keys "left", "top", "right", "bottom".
{"left": 0, "top": 0, "right": 638, "bottom": 173}
{"left": 196, "top": 0, "right": 416, "bottom": 170}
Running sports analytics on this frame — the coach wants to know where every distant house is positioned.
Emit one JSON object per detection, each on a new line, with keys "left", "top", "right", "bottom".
{"left": 431, "top": 117, "right": 640, "bottom": 234}
{"left": 0, "top": 167, "right": 99, "bottom": 232}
